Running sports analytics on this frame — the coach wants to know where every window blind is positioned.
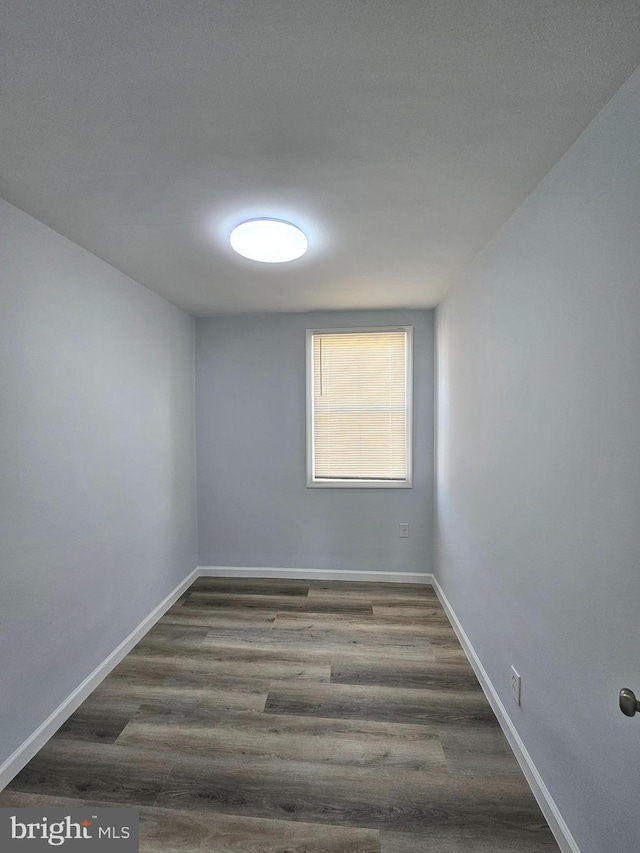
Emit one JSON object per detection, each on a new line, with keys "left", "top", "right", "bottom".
{"left": 311, "top": 330, "right": 409, "bottom": 481}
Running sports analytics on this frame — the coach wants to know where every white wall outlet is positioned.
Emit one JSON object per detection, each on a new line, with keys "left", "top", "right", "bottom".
{"left": 399, "top": 523, "right": 409, "bottom": 538}
{"left": 511, "top": 666, "right": 521, "bottom": 706}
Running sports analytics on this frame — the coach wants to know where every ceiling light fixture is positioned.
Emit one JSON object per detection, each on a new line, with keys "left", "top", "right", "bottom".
{"left": 229, "top": 218, "right": 308, "bottom": 263}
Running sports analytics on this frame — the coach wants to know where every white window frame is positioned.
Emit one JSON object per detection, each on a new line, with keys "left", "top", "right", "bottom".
{"left": 306, "top": 326, "right": 413, "bottom": 488}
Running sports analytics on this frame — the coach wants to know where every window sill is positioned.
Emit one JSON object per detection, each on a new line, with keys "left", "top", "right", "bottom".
{"left": 307, "top": 478, "right": 412, "bottom": 489}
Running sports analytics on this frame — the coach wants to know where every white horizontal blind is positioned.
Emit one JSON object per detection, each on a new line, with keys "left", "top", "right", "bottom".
{"left": 312, "top": 330, "right": 408, "bottom": 481}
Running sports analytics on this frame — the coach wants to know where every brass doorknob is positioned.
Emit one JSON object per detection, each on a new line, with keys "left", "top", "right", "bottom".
{"left": 619, "top": 688, "right": 640, "bottom": 717}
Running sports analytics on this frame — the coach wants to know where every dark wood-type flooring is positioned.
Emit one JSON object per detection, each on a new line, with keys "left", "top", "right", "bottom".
{"left": 0, "top": 578, "right": 560, "bottom": 852}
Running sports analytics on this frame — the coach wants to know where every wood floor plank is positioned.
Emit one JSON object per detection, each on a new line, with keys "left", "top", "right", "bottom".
{"left": 273, "top": 612, "right": 456, "bottom": 640}
{"left": 140, "top": 624, "right": 210, "bottom": 650}
{"left": 0, "top": 793, "right": 381, "bottom": 853}
{"left": 132, "top": 637, "right": 205, "bottom": 654}
{"left": 192, "top": 576, "right": 311, "bottom": 595}
{"left": 437, "top": 726, "right": 523, "bottom": 776}
{"left": 264, "top": 681, "right": 499, "bottom": 727}
{"left": 90, "top": 674, "right": 270, "bottom": 713}
{"left": 114, "top": 650, "right": 331, "bottom": 682}
{"left": 278, "top": 609, "right": 449, "bottom": 626}
{"left": 380, "top": 828, "right": 559, "bottom": 852}
{"left": 53, "top": 698, "right": 141, "bottom": 744}
{"left": 156, "top": 754, "right": 551, "bottom": 837}
{"left": 5, "top": 741, "right": 175, "bottom": 805}
{"left": 136, "top": 805, "right": 381, "bottom": 853}
{"left": 308, "top": 581, "right": 436, "bottom": 598}
{"left": 147, "top": 621, "right": 211, "bottom": 635}
{"left": 130, "top": 639, "right": 334, "bottom": 668}
{"left": 372, "top": 605, "right": 451, "bottom": 622}
{"left": 117, "top": 707, "right": 446, "bottom": 770}
{"left": 163, "top": 606, "right": 278, "bottom": 628}
{"left": 360, "top": 597, "right": 443, "bottom": 607}
{"left": 307, "top": 591, "right": 437, "bottom": 608}
{"left": 186, "top": 591, "right": 374, "bottom": 613}
{"left": 429, "top": 639, "right": 471, "bottom": 662}
{"left": 264, "top": 629, "right": 434, "bottom": 653}
{"left": 330, "top": 657, "right": 481, "bottom": 691}
{"left": 201, "top": 630, "right": 437, "bottom": 661}
{"left": 269, "top": 627, "right": 439, "bottom": 651}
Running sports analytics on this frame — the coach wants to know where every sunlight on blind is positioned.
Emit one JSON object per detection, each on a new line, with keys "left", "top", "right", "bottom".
{"left": 312, "top": 331, "right": 407, "bottom": 480}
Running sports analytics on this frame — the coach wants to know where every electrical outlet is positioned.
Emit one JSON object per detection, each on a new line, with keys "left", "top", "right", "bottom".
{"left": 399, "top": 523, "right": 409, "bottom": 538}
{"left": 511, "top": 666, "right": 521, "bottom": 706}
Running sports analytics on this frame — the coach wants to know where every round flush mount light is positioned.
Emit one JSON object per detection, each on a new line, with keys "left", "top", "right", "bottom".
{"left": 229, "top": 218, "right": 308, "bottom": 263}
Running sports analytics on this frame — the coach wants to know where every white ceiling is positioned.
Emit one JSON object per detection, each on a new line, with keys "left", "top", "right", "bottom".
{"left": 2, "top": 1, "right": 640, "bottom": 316}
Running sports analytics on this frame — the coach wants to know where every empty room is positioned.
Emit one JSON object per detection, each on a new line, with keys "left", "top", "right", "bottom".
{"left": 1, "top": 3, "right": 640, "bottom": 852}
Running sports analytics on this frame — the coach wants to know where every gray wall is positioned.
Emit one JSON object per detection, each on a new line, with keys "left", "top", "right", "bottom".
{"left": 436, "top": 68, "right": 640, "bottom": 851}
{"left": 0, "top": 198, "right": 198, "bottom": 768}
{"left": 197, "top": 310, "right": 434, "bottom": 574}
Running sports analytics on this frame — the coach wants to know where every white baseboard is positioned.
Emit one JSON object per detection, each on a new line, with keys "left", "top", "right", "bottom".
{"left": 431, "top": 576, "right": 580, "bottom": 853}
{"left": 198, "top": 566, "right": 435, "bottom": 585}
{"left": 0, "top": 567, "right": 199, "bottom": 792}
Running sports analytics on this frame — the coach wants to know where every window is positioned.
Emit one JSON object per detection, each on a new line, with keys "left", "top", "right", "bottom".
{"left": 306, "top": 326, "right": 412, "bottom": 487}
